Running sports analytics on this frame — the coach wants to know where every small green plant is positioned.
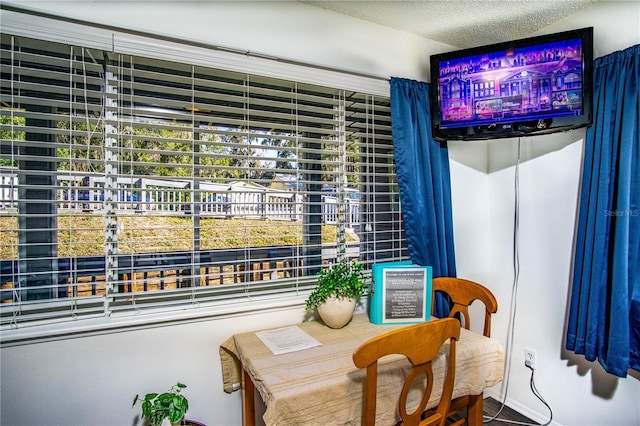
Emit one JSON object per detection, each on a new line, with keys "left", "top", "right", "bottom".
{"left": 305, "top": 259, "right": 368, "bottom": 310}
{"left": 133, "top": 382, "right": 189, "bottom": 426}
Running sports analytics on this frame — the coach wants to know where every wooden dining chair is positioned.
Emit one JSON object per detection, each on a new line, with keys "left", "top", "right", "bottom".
{"left": 352, "top": 318, "right": 461, "bottom": 426}
{"left": 432, "top": 277, "right": 498, "bottom": 425}
{"left": 432, "top": 277, "right": 498, "bottom": 338}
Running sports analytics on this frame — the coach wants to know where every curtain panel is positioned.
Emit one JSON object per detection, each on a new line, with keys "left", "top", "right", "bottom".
{"left": 390, "top": 77, "right": 457, "bottom": 316}
{"left": 566, "top": 44, "right": 640, "bottom": 377}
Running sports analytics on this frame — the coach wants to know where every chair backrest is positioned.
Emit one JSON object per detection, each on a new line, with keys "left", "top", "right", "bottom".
{"left": 432, "top": 277, "right": 498, "bottom": 337}
{"left": 352, "top": 318, "right": 461, "bottom": 426}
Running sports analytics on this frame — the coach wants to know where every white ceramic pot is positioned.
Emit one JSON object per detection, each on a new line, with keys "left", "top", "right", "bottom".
{"left": 317, "top": 296, "right": 356, "bottom": 329}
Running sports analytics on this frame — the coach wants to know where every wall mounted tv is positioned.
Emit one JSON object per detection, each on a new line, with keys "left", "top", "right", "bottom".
{"left": 429, "top": 27, "right": 593, "bottom": 141}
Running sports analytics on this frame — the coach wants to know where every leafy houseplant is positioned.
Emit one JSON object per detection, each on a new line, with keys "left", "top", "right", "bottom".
{"left": 305, "top": 260, "right": 368, "bottom": 328}
{"left": 133, "top": 382, "right": 189, "bottom": 426}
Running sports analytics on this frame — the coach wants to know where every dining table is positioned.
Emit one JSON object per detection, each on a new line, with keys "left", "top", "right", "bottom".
{"left": 219, "top": 313, "right": 504, "bottom": 426}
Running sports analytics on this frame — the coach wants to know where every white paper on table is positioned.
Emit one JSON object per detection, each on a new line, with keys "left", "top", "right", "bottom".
{"left": 255, "top": 326, "right": 322, "bottom": 355}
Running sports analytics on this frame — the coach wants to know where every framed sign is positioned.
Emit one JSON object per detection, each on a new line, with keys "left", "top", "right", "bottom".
{"left": 369, "top": 261, "right": 432, "bottom": 325}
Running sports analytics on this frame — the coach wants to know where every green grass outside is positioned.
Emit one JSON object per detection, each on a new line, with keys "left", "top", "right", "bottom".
{"left": 0, "top": 214, "right": 354, "bottom": 260}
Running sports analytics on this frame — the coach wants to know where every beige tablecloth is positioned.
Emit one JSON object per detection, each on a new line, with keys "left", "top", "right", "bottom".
{"left": 220, "top": 313, "right": 504, "bottom": 426}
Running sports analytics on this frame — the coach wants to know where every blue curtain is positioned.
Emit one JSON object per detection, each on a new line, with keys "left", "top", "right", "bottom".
{"left": 390, "top": 77, "right": 457, "bottom": 316}
{"left": 566, "top": 44, "right": 640, "bottom": 377}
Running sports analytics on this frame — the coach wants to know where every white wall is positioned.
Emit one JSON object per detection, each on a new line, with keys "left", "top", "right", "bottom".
{"left": 1, "top": 1, "right": 639, "bottom": 426}
{"left": 2, "top": 0, "right": 451, "bottom": 83}
{"left": 1, "top": 307, "right": 309, "bottom": 426}
{"left": 448, "top": 3, "right": 640, "bottom": 425}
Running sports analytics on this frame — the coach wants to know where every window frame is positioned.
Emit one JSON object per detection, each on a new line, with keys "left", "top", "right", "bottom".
{"left": 0, "top": 9, "right": 407, "bottom": 344}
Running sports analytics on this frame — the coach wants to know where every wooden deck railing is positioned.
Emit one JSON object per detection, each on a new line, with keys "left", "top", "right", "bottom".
{"left": 0, "top": 244, "right": 360, "bottom": 304}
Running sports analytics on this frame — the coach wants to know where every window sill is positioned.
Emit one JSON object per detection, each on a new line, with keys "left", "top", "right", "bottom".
{"left": 0, "top": 291, "right": 311, "bottom": 347}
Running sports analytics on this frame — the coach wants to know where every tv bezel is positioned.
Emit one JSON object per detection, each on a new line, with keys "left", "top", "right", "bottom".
{"left": 429, "top": 27, "right": 594, "bottom": 141}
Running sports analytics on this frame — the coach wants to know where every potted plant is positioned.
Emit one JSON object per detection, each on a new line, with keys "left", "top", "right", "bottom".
{"left": 133, "top": 382, "right": 189, "bottom": 426}
{"left": 305, "top": 259, "right": 368, "bottom": 328}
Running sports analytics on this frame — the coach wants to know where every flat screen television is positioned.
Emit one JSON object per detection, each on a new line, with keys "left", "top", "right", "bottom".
{"left": 429, "top": 27, "right": 593, "bottom": 141}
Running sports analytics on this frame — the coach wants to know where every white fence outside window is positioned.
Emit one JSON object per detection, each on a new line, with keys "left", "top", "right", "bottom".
{"left": 0, "top": 169, "right": 358, "bottom": 225}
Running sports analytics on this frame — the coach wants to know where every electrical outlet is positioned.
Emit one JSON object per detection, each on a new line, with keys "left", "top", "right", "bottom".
{"left": 524, "top": 348, "right": 537, "bottom": 369}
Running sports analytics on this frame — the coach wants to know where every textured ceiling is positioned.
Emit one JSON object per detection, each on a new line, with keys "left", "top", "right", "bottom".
{"left": 303, "top": 0, "right": 600, "bottom": 48}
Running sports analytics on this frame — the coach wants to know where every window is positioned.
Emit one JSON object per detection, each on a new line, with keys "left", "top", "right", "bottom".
{"left": 0, "top": 31, "right": 407, "bottom": 330}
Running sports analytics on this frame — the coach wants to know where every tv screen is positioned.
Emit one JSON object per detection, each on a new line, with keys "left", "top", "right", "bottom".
{"left": 429, "top": 27, "right": 593, "bottom": 141}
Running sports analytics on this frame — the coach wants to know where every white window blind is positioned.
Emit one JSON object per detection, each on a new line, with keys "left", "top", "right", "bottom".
{"left": 0, "top": 32, "right": 408, "bottom": 329}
